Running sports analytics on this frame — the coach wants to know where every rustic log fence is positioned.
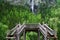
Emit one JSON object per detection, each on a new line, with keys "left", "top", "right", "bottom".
{"left": 6, "top": 23, "right": 57, "bottom": 40}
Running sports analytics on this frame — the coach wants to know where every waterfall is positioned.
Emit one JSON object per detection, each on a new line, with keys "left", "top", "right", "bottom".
{"left": 30, "top": 0, "right": 38, "bottom": 14}
{"left": 31, "top": 0, "right": 34, "bottom": 13}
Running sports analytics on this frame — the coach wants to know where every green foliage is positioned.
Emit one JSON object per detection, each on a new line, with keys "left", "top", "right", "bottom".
{"left": 0, "top": 0, "right": 60, "bottom": 40}
{"left": 0, "top": 22, "right": 8, "bottom": 40}
{"left": 26, "top": 32, "right": 38, "bottom": 40}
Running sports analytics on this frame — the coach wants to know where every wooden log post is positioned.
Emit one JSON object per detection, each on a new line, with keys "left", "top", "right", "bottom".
{"left": 47, "top": 34, "right": 50, "bottom": 40}
{"left": 23, "top": 29, "right": 26, "bottom": 40}
{"left": 16, "top": 34, "right": 20, "bottom": 40}
{"left": 14, "top": 38, "right": 16, "bottom": 40}
{"left": 38, "top": 29, "right": 40, "bottom": 40}
{"left": 54, "top": 31, "right": 57, "bottom": 40}
{"left": 43, "top": 29, "right": 47, "bottom": 40}
{"left": 16, "top": 29, "right": 20, "bottom": 40}
{"left": 43, "top": 35, "right": 47, "bottom": 40}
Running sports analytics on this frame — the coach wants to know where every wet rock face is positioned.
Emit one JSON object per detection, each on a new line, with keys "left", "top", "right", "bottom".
{"left": 5, "top": 0, "right": 56, "bottom": 6}
{"left": 5, "top": 0, "right": 21, "bottom": 5}
{"left": 5, "top": 0, "right": 56, "bottom": 13}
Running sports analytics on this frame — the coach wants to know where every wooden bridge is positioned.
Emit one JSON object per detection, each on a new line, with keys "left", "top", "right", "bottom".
{"left": 6, "top": 23, "right": 57, "bottom": 40}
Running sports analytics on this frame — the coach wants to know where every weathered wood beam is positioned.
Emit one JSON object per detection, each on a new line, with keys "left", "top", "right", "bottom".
{"left": 38, "top": 26, "right": 46, "bottom": 36}
{"left": 23, "top": 29, "right": 26, "bottom": 40}
{"left": 16, "top": 28, "right": 20, "bottom": 40}
{"left": 38, "top": 23, "right": 47, "bottom": 35}
{"left": 11, "top": 24, "right": 24, "bottom": 35}
{"left": 43, "top": 24, "right": 53, "bottom": 31}
{"left": 7, "top": 24, "right": 21, "bottom": 35}
{"left": 16, "top": 34, "right": 20, "bottom": 40}
{"left": 38, "top": 29, "right": 40, "bottom": 40}
{"left": 39, "top": 24, "right": 47, "bottom": 31}
{"left": 43, "top": 24, "right": 55, "bottom": 35}
{"left": 39, "top": 23, "right": 48, "bottom": 40}
{"left": 18, "top": 25, "right": 25, "bottom": 32}
{"left": 18, "top": 25, "right": 26, "bottom": 34}
{"left": 6, "top": 37, "right": 16, "bottom": 39}
{"left": 10, "top": 24, "right": 21, "bottom": 32}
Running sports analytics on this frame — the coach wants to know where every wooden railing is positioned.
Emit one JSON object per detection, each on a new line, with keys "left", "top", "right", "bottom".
{"left": 6, "top": 23, "right": 57, "bottom": 40}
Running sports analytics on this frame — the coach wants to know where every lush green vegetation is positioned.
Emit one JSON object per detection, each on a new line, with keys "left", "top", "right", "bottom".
{"left": 0, "top": 0, "right": 60, "bottom": 40}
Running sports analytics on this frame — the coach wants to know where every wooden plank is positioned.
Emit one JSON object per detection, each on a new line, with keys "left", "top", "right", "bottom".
{"left": 18, "top": 25, "right": 26, "bottom": 34}
{"left": 7, "top": 24, "right": 21, "bottom": 35}
{"left": 6, "top": 37, "right": 16, "bottom": 39}
{"left": 11, "top": 29, "right": 16, "bottom": 35}
{"left": 18, "top": 23, "right": 25, "bottom": 30}
{"left": 38, "top": 29, "right": 40, "bottom": 40}
{"left": 38, "top": 24, "right": 47, "bottom": 35}
{"left": 16, "top": 29, "right": 20, "bottom": 40}
{"left": 38, "top": 26, "right": 46, "bottom": 36}
{"left": 38, "top": 23, "right": 48, "bottom": 40}
{"left": 43, "top": 24, "right": 53, "bottom": 31}
{"left": 25, "top": 23, "right": 39, "bottom": 29}
{"left": 10, "top": 24, "right": 21, "bottom": 32}
{"left": 39, "top": 23, "right": 46, "bottom": 31}
{"left": 43, "top": 24, "right": 55, "bottom": 35}
{"left": 11, "top": 23, "right": 25, "bottom": 35}
{"left": 23, "top": 29, "right": 26, "bottom": 40}
{"left": 16, "top": 34, "right": 20, "bottom": 40}
{"left": 44, "top": 36, "right": 47, "bottom": 40}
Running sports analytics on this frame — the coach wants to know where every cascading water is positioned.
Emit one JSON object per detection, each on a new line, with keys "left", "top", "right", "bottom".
{"left": 30, "top": 0, "right": 38, "bottom": 14}
{"left": 30, "top": 0, "right": 35, "bottom": 13}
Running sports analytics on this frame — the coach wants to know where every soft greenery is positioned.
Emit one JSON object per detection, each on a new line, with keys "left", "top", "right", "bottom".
{"left": 0, "top": 0, "right": 60, "bottom": 40}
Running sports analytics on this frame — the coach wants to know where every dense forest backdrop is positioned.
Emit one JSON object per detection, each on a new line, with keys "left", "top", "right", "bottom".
{"left": 0, "top": 0, "right": 60, "bottom": 40}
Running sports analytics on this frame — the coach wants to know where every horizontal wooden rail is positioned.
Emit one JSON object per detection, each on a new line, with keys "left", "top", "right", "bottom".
{"left": 6, "top": 37, "right": 16, "bottom": 39}
{"left": 17, "top": 25, "right": 26, "bottom": 34}
{"left": 7, "top": 24, "right": 21, "bottom": 35}
{"left": 43, "top": 24, "right": 55, "bottom": 35}
{"left": 38, "top": 23, "right": 47, "bottom": 36}
{"left": 6, "top": 23, "right": 57, "bottom": 40}
{"left": 10, "top": 24, "right": 21, "bottom": 32}
{"left": 10, "top": 24, "right": 21, "bottom": 35}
